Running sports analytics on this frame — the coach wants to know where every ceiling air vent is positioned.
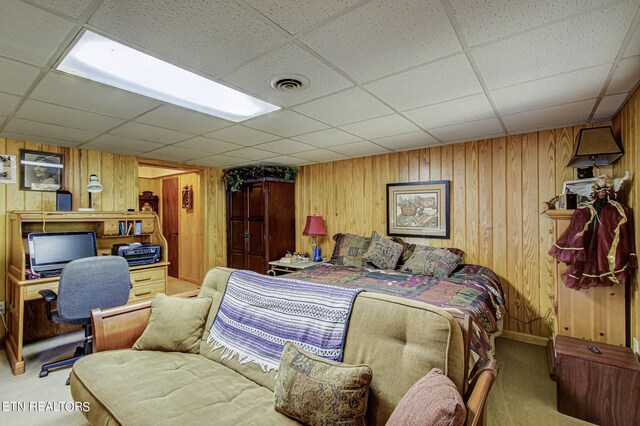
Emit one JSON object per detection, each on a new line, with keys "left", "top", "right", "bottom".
{"left": 268, "top": 73, "right": 310, "bottom": 92}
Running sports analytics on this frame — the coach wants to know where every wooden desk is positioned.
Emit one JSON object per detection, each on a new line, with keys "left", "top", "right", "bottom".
{"left": 5, "top": 211, "right": 169, "bottom": 375}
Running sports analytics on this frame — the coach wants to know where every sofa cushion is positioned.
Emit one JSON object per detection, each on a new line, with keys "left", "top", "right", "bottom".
{"left": 362, "top": 231, "right": 403, "bottom": 270}
{"left": 71, "top": 350, "right": 300, "bottom": 426}
{"left": 386, "top": 368, "right": 466, "bottom": 426}
{"left": 274, "top": 342, "right": 372, "bottom": 425}
{"left": 133, "top": 293, "right": 211, "bottom": 353}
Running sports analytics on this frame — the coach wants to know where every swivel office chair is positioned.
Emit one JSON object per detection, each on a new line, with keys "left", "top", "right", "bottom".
{"left": 38, "top": 256, "right": 131, "bottom": 383}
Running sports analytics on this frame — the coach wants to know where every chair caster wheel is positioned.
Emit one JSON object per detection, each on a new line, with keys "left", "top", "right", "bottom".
{"left": 39, "top": 370, "right": 49, "bottom": 378}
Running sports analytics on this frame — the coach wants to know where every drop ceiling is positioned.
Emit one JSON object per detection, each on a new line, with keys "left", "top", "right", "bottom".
{"left": 1, "top": 0, "right": 639, "bottom": 169}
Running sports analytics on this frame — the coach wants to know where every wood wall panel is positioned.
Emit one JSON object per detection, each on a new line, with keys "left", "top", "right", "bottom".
{"left": 295, "top": 123, "right": 614, "bottom": 338}
{"left": 178, "top": 173, "right": 203, "bottom": 283}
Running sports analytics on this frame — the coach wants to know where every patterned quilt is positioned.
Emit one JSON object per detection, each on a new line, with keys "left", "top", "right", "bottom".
{"left": 287, "top": 263, "right": 505, "bottom": 360}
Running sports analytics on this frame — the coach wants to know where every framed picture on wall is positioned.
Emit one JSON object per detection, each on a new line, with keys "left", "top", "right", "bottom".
{"left": 387, "top": 180, "right": 450, "bottom": 238}
{"left": 19, "top": 149, "right": 64, "bottom": 191}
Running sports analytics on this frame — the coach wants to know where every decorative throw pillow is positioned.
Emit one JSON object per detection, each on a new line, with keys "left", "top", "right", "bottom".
{"left": 133, "top": 293, "right": 212, "bottom": 354}
{"left": 401, "top": 247, "right": 462, "bottom": 277}
{"left": 362, "top": 231, "right": 403, "bottom": 270}
{"left": 274, "top": 342, "right": 373, "bottom": 426}
{"left": 330, "top": 233, "right": 371, "bottom": 267}
{"left": 386, "top": 368, "right": 466, "bottom": 426}
{"left": 412, "top": 243, "right": 466, "bottom": 260}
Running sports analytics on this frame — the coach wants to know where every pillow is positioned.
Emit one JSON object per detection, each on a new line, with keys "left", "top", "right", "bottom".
{"left": 274, "top": 342, "right": 372, "bottom": 426}
{"left": 386, "top": 368, "right": 466, "bottom": 426}
{"left": 401, "top": 247, "right": 462, "bottom": 277}
{"left": 133, "top": 293, "right": 212, "bottom": 353}
{"left": 329, "top": 233, "right": 371, "bottom": 267}
{"left": 391, "top": 239, "right": 465, "bottom": 269}
{"left": 362, "top": 231, "right": 403, "bottom": 270}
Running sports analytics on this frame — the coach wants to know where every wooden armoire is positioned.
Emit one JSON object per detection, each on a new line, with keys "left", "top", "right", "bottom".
{"left": 226, "top": 179, "right": 295, "bottom": 274}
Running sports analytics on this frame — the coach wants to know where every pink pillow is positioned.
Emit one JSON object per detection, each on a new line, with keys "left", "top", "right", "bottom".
{"left": 386, "top": 368, "right": 466, "bottom": 426}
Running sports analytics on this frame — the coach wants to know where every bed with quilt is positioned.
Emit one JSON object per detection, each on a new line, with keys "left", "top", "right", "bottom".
{"left": 287, "top": 232, "right": 505, "bottom": 362}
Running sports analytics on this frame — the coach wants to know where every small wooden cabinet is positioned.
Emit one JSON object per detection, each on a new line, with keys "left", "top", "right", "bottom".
{"left": 556, "top": 335, "right": 640, "bottom": 425}
{"left": 226, "top": 179, "right": 295, "bottom": 274}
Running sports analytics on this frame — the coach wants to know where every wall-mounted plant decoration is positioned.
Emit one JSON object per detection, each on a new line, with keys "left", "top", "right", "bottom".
{"left": 223, "top": 165, "right": 297, "bottom": 192}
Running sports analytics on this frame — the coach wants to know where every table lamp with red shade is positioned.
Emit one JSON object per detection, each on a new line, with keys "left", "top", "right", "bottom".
{"left": 303, "top": 215, "right": 326, "bottom": 261}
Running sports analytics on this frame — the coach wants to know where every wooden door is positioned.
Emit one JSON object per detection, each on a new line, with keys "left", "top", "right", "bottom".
{"left": 247, "top": 184, "right": 266, "bottom": 273}
{"left": 227, "top": 188, "right": 247, "bottom": 270}
{"left": 162, "top": 177, "right": 180, "bottom": 277}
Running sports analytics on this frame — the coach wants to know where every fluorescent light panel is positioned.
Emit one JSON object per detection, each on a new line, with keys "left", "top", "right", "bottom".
{"left": 56, "top": 30, "right": 280, "bottom": 122}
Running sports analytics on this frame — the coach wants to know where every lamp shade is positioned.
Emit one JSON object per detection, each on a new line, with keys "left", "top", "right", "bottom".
{"left": 303, "top": 216, "right": 326, "bottom": 236}
{"left": 567, "top": 126, "right": 623, "bottom": 168}
{"left": 86, "top": 174, "right": 103, "bottom": 193}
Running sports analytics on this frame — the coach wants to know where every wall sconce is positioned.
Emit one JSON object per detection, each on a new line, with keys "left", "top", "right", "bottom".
{"left": 79, "top": 174, "right": 103, "bottom": 211}
{"left": 182, "top": 185, "right": 193, "bottom": 209}
{"left": 567, "top": 126, "right": 624, "bottom": 178}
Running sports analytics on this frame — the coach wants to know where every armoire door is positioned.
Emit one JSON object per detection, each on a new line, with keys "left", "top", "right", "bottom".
{"left": 246, "top": 184, "right": 266, "bottom": 273}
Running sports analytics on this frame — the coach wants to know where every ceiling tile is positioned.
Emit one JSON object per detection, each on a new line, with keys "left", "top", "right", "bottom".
{"left": 136, "top": 105, "right": 231, "bottom": 134}
{"left": 244, "top": 110, "right": 328, "bottom": 137}
{"left": 205, "top": 125, "right": 279, "bottom": 146}
{"left": 293, "top": 88, "right": 393, "bottom": 126}
{"left": 254, "top": 139, "right": 315, "bottom": 155}
{"left": 0, "top": 57, "right": 41, "bottom": 96}
{"left": 491, "top": 64, "right": 610, "bottom": 115}
{"left": 404, "top": 93, "right": 495, "bottom": 129}
{"left": 594, "top": 93, "right": 629, "bottom": 119}
{"left": 222, "top": 43, "right": 353, "bottom": 107}
{"left": 16, "top": 100, "right": 123, "bottom": 132}
{"left": 329, "top": 141, "right": 391, "bottom": 157}
{"left": 83, "top": 134, "right": 164, "bottom": 156}
{"left": 624, "top": 25, "right": 640, "bottom": 58}
{"left": 187, "top": 154, "right": 253, "bottom": 168}
{"left": 30, "top": 0, "right": 96, "bottom": 19}
{"left": 0, "top": 93, "right": 21, "bottom": 116}
{"left": 244, "top": 0, "right": 364, "bottom": 35}
{"left": 4, "top": 118, "right": 99, "bottom": 142}
{"left": 260, "top": 155, "right": 310, "bottom": 166}
{"left": 365, "top": 54, "right": 483, "bottom": 111}
{"left": 606, "top": 56, "right": 640, "bottom": 94}
{"left": 502, "top": 99, "right": 596, "bottom": 134}
{"left": 291, "top": 128, "right": 362, "bottom": 148}
{"left": 0, "top": 1, "right": 75, "bottom": 66}
{"left": 174, "top": 136, "right": 243, "bottom": 154}
{"left": 292, "top": 149, "right": 349, "bottom": 162}
{"left": 473, "top": 2, "right": 635, "bottom": 89}
{"left": 450, "top": 0, "right": 618, "bottom": 47}
{"left": 0, "top": 131, "right": 82, "bottom": 148}
{"left": 225, "top": 147, "right": 280, "bottom": 161}
{"left": 89, "top": 0, "right": 288, "bottom": 77}
{"left": 301, "top": 0, "right": 461, "bottom": 82}
{"left": 340, "top": 114, "right": 420, "bottom": 139}
{"left": 30, "top": 72, "right": 160, "bottom": 119}
{"left": 372, "top": 131, "right": 440, "bottom": 151}
{"left": 142, "top": 145, "right": 209, "bottom": 162}
{"left": 111, "top": 122, "right": 192, "bottom": 144}
{"left": 428, "top": 117, "right": 504, "bottom": 143}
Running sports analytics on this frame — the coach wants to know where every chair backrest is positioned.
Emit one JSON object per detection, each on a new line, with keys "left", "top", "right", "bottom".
{"left": 57, "top": 256, "right": 131, "bottom": 320}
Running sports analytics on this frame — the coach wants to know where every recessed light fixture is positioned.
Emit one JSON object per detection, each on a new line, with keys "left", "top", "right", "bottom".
{"left": 56, "top": 30, "right": 280, "bottom": 122}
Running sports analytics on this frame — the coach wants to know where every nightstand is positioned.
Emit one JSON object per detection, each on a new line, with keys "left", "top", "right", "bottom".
{"left": 556, "top": 335, "right": 640, "bottom": 425}
{"left": 267, "top": 259, "right": 327, "bottom": 276}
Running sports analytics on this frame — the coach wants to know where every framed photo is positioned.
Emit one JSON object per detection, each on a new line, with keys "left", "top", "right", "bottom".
{"left": 0, "top": 155, "right": 17, "bottom": 184}
{"left": 560, "top": 178, "right": 595, "bottom": 208}
{"left": 387, "top": 180, "right": 450, "bottom": 239}
{"left": 20, "top": 149, "right": 64, "bottom": 191}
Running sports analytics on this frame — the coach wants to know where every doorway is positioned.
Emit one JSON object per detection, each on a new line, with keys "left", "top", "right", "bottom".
{"left": 162, "top": 177, "right": 179, "bottom": 277}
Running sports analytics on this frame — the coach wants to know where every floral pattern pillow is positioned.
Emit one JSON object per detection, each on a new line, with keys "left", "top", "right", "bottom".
{"left": 362, "top": 231, "right": 403, "bottom": 270}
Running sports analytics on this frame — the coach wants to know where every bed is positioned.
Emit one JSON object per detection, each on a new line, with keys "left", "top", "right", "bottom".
{"left": 287, "top": 261, "right": 505, "bottom": 362}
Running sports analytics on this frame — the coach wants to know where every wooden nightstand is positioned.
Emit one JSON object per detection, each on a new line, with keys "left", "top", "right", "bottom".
{"left": 556, "top": 335, "right": 640, "bottom": 425}
{"left": 267, "top": 259, "right": 327, "bottom": 276}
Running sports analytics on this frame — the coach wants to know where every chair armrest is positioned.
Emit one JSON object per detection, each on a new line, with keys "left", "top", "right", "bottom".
{"left": 38, "top": 289, "right": 57, "bottom": 303}
{"left": 465, "top": 359, "right": 499, "bottom": 426}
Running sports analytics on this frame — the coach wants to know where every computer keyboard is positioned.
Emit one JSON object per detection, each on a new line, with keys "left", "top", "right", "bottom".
{"left": 38, "top": 269, "right": 63, "bottom": 278}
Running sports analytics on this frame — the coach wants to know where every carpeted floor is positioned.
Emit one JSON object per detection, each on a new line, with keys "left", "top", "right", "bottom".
{"left": 1, "top": 326, "right": 592, "bottom": 425}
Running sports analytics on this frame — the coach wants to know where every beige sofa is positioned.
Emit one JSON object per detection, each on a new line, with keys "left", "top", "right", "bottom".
{"left": 70, "top": 267, "right": 497, "bottom": 425}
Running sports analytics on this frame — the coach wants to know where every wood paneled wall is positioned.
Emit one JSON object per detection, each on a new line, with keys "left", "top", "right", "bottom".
{"left": 295, "top": 122, "right": 612, "bottom": 338}
{"left": 613, "top": 86, "right": 640, "bottom": 350}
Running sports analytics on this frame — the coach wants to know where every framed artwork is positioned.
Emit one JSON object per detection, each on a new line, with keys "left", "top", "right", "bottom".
{"left": 0, "top": 155, "right": 17, "bottom": 184}
{"left": 387, "top": 180, "right": 450, "bottom": 239}
{"left": 19, "top": 149, "right": 64, "bottom": 191}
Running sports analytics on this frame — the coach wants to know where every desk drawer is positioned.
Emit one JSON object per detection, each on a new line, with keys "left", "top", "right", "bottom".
{"left": 130, "top": 268, "right": 165, "bottom": 285}
{"left": 128, "top": 280, "right": 165, "bottom": 304}
{"left": 25, "top": 282, "right": 58, "bottom": 301}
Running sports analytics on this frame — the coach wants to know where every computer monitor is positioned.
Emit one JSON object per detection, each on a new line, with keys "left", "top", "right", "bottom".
{"left": 28, "top": 231, "right": 98, "bottom": 274}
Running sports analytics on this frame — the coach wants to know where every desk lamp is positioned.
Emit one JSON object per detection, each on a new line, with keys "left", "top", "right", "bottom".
{"left": 303, "top": 215, "right": 326, "bottom": 261}
{"left": 78, "top": 174, "right": 103, "bottom": 211}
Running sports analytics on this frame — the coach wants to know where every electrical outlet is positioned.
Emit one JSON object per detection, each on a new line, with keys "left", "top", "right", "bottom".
{"left": 0, "top": 301, "right": 5, "bottom": 316}
{"left": 634, "top": 337, "right": 639, "bottom": 355}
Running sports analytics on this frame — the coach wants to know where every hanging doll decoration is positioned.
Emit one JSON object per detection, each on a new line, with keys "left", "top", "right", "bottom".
{"left": 549, "top": 172, "right": 637, "bottom": 289}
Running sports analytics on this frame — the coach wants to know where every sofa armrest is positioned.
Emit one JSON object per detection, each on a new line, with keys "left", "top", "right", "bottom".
{"left": 464, "top": 359, "right": 499, "bottom": 426}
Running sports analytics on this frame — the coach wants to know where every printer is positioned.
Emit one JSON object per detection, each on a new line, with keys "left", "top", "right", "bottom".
{"left": 111, "top": 242, "right": 161, "bottom": 266}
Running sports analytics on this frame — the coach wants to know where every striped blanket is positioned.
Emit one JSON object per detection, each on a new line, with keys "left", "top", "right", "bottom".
{"left": 207, "top": 270, "right": 364, "bottom": 372}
